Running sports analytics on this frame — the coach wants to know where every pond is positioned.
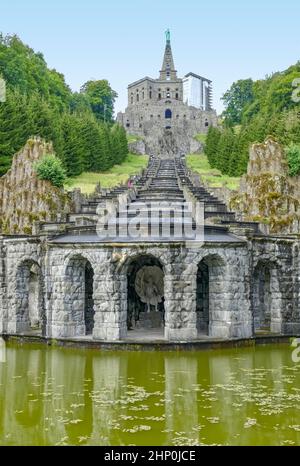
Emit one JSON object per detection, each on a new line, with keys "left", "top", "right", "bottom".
{"left": 0, "top": 341, "right": 299, "bottom": 446}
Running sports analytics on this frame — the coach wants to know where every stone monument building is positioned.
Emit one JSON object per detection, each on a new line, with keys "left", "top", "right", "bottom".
{"left": 117, "top": 31, "right": 217, "bottom": 155}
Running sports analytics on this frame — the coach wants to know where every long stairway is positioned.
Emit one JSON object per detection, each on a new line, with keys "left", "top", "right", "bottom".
{"left": 50, "top": 155, "right": 258, "bottom": 243}
{"left": 117, "top": 159, "right": 194, "bottom": 240}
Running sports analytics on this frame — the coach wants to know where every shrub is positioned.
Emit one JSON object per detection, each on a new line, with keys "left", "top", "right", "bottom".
{"left": 286, "top": 144, "right": 300, "bottom": 176}
{"left": 34, "top": 154, "right": 66, "bottom": 187}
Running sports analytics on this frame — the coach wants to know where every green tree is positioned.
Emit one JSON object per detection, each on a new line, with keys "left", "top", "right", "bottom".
{"left": 221, "top": 79, "right": 254, "bottom": 126}
{"left": 204, "top": 126, "right": 221, "bottom": 168}
{"left": 80, "top": 80, "right": 118, "bottom": 122}
{"left": 34, "top": 154, "right": 66, "bottom": 187}
{"left": 286, "top": 144, "right": 300, "bottom": 176}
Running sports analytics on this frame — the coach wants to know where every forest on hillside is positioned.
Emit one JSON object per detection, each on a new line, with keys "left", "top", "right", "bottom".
{"left": 0, "top": 34, "right": 128, "bottom": 177}
{"left": 205, "top": 63, "right": 300, "bottom": 176}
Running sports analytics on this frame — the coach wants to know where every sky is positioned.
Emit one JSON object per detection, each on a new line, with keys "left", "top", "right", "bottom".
{"left": 1, "top": 0, "right": 299, "bottom": 114}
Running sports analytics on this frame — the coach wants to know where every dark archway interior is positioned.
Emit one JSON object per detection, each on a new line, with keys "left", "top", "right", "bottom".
{"left": 196, "top": 261, "right": 209, "bottom": 335}
{"left": 252, "top": 262, "right": 271, "bottom": 332}
{"left": 85, "top": 262, "right": 95, "bottom": 335}
{"left": 127, "top": 255, "right": 164, "bottom": 330}
{"left": 16, "top": 261, "right": 46, "bottom": 335}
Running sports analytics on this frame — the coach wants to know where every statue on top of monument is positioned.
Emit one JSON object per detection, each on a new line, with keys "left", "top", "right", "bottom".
{"left": 165, "top": 29, "right": 170, "bottom": 43}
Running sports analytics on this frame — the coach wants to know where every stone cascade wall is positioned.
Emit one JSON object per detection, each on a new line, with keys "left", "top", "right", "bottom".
{"left": 0, "top": 138, "right": 73, "bottom": 235}
{"left": 230, "top": 137, "right": 300, "bottom": 234}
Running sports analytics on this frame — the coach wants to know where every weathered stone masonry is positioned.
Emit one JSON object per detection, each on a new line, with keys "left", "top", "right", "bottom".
{"left": 0, "top": 235, "right": 299, "bottom": 341}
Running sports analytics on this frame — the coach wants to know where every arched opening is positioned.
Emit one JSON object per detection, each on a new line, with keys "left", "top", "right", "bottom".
{"left": 65, "top": 256, "right": 95, "bottom": 337}
{"left": 126, "top": 255, "right": 164, "bottom": 338}
{"left": 15, "top": 260, "right": 45, "bottom": 335}
{"left": 205, "top": 119, "right": 209, "bottom": 127}
{"left": 252, "top": 261, "right": 282, "bottom": 334}
{"left": 165, "top": 109, "right": 172, "bottom": 119}
{"left": 196, "top": 255, "right": 225, "bottom": 336}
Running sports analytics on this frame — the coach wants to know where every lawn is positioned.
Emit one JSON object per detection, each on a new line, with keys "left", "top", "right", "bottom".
{"left": 194, "top": 133, "right": 207, "bottom": 144}
{"left": 66, "top": 153, "right": 149, "bottom": 194}
{"left": 186, "top": 153, "right": 240, "bottom": 190}
{"left": 127, "top": 133, "right": 142, "bottom": 143}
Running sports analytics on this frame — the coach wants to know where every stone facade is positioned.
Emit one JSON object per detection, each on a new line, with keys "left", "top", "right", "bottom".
{"left": 0, "top": 236, "right": 299, "bottom": 341}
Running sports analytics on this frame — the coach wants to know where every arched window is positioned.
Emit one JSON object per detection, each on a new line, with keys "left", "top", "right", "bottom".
{"left": 205, "top": 119, "right": 209, "bottom": 127}
{"left": 175, "top": 93, "right": 179, "bottom": 99}
{"left": 158, "top": 93, "right": 161, "bottom": 100}
{"left": 165, "top": 109, "right": 172, "bottom": 119}
{"left": 136, "top": 93, "right": 139, "bottom": 102}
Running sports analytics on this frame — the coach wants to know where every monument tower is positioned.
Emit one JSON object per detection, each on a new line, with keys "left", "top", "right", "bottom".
{"left": 117, "top": 30, "right": 217, "bottom": 155}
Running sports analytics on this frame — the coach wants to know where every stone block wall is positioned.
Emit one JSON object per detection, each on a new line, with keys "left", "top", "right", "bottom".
{"left": 0, "top": 235, "right": 299, "bottom": 341}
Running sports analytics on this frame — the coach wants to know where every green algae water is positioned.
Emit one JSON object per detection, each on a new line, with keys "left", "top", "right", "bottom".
{"left": 0, "top": 341, "right": 300, "bottom": 446}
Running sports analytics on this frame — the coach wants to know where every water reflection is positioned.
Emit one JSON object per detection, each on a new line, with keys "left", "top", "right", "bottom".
{"left": 0, "top": 343, "right": 299, "bottom": 445}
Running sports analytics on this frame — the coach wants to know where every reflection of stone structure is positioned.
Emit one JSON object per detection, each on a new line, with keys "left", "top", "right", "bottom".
{"left": 117, "top": 32, "right": 217, "bottom": 156}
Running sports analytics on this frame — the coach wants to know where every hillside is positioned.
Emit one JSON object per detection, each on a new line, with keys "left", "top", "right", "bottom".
{"left": 66, "top": 153, "right": 148, "bottom": 193}
{"left": 0, "top": 34, "right": 125, "bottom": 177}
{"left": 205, "top": 62, "right": 300, "bottom": 177}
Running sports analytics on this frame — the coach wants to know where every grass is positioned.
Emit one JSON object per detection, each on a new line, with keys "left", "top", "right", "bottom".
{"left": 66, "top": 153, "right": 149, "bottom": 194}
{"left": 194, "top": 133, "right": 207, "bottom": 144}
{"left": 127, "top": 133, "right": 142, "bottom": 143}
{"left": 186, "top": 153, "right": 240, "bottom": 190}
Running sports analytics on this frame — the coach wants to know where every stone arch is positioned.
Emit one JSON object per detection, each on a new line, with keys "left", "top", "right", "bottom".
{"left": 165, "top": 108, "right": 172, "bottom": 119}
{"left": 196, "top": 254, "right": 226, "bottom": 336}
{"left": 64, "top": 254, "right": 95, "bottom": 337}
{"left": 15, "top": 259, "right": 45, "bottom": 335}
{"left": 252, "top": 260, "right": 282, "bottom": 334}
{"left": 122, "top": 254, "right": 165, "bottom": 334}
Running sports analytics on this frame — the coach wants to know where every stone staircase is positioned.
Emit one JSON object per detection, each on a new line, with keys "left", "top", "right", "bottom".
{"left": 45, "top": 155, "right": 260, "bottom": 242}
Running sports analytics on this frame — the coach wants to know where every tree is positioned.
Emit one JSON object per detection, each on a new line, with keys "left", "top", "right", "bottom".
{"left": 34, "top": 154, "right": 66, "bottom": 187}
{"left": 286, "top": 144, "right": 300, "bottom": 176}
{"left": 80, "top": 80, "right": 118, "bottom": 122}
{"left": 204, "top": 126, "right": 221, "bottom": 168}
{"left": 221, "top": 79, "right": 254, "bottom": 126}
{"left": 61, "top": 114, "right": 84, "bottom": 176}
{"left": 216, "top": 128, "right": 235, "bottom": 174}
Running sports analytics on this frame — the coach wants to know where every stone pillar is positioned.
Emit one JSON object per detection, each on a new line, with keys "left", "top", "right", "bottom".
{"left": 93, "top": 269, "right": 127, "bottom": 341}
{"left": 223, "top": 249, "right": 252, "bottom": 339}
{"left": 164, "top": 261, "right": 197, "bottom": 341}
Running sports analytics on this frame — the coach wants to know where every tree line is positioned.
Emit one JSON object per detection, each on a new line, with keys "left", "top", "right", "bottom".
{"left": 0, "top": 34, "right": 128, "bottom": 177}
{"left": 205, "top": 62, "right": 300, "bottom": 176}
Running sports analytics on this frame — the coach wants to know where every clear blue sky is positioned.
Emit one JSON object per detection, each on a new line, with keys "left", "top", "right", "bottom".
{"left": 1, "top": 0, "right": 299, "bottom": 114}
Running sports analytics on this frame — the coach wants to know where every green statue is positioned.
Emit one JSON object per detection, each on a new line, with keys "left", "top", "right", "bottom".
{"left": 165, "top": 29, "right": 170, "bottom": 42}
